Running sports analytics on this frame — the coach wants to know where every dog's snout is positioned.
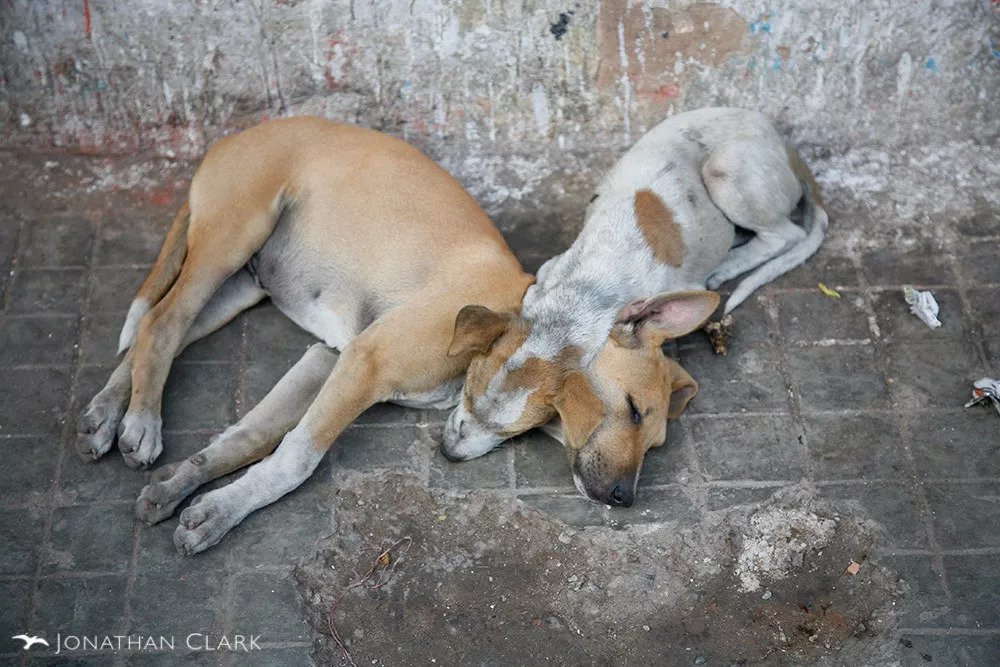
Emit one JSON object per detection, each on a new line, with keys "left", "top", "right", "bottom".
{"left": 439, "top": 440, "right": 466, "bottom": 462}
{"left": 609, "top": 483, "right": 634, "bottom": 507}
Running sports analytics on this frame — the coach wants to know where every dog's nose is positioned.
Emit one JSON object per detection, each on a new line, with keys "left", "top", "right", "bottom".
{"left": 609, "top": 483, "right": 634, "bottom": 507}
{"left": 439, "top": 441, "right": 465, "bottom": 462}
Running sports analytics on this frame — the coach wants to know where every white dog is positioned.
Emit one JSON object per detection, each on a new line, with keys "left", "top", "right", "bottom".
{"left": 442, "top": 107, "right": 827, "bottom": 506}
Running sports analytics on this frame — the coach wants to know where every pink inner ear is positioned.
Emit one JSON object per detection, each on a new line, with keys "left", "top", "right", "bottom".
{"left": 615, "top": 299, "right": 647, "bottom": 323}
{"left": 645, "top": 297, "right": 713, "bottom": 333}
{"left": 617, "top": 291, "right": 719, "bottom": 340}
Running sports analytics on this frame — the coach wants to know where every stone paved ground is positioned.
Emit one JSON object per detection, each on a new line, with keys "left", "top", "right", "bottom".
{"left": 0, "top": 154, "right": 997, "bottom": 665}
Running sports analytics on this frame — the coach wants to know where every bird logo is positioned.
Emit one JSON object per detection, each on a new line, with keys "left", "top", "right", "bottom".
{"left": 12, "top": 635, "right": 49, "bottom": 650}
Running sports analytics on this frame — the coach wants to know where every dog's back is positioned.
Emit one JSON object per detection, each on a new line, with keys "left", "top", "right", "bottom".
{"left": 582, "top": 107, "right": 827, "bottom": 313}
{"left": 189, "top": 117, "right": 528, "bottom": 349}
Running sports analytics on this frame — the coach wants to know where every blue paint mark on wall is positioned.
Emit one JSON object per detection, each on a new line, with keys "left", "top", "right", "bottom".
{"left": 991, "top": 40, "right": 1000, "bottom": 60}
{"left": 750, "top": 10, "right": 774, "bottom": 34}
{"left": 924, "top": 57, "right": 938, "bottom": 71}
{"left": 772, "top": 56, "right": 782, "bottom": 71}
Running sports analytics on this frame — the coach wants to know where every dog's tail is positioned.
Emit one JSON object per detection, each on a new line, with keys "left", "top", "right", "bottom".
{"left": 723, "top": 147, "right": 828, "bottom": 314}
{"left": 117, "top": 202, "right": 191, "bottom": 353}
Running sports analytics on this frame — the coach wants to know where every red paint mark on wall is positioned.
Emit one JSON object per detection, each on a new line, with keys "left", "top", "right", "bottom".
{"left": 636, "top": 82, "right": 682, "bottom": 103}
{"left": 83, "top": 0, "right": 92, "bottom": 39}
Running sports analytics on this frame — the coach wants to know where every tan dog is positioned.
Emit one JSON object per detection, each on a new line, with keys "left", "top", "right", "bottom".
{"left": 76, "top": 117, "right": 533, "bottom": 554}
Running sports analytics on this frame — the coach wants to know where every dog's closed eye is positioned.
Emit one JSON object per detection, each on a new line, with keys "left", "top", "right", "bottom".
{"left": 626, "top": 394, "right": 642, "bottom": 425}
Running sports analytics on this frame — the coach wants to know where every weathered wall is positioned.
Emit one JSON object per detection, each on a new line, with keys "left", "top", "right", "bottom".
{"left": 1, "top": 0, "right": 998, "bottom": 247}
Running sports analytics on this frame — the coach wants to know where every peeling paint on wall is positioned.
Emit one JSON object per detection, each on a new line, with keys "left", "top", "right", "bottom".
{"left": 0, "top": 0, "right": 996, "bottom": 234}
{"left": 596, "top": 2, "right": 751, "bottom": 93}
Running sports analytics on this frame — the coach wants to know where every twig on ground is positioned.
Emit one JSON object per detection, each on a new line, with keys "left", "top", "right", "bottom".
{"left": 328, "top": 536, "right": 413, "bottom": 667}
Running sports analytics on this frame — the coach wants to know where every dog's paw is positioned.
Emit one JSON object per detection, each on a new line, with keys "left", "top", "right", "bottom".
{"left": 76, "top": 394, "right": 126, "bottom": 462}
{"left": 135, "top": 461, "right": 197, "bottom": 525}
{"left": 173, "top": 492, "right": 240, "bottom": 556}
{"left": 117, "top": 411, "right": 164, "bottom": 469}
{"left": 705, "top": 272, "right": 725, "bottom": 291}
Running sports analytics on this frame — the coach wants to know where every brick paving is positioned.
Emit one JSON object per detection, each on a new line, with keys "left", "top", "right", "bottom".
{"left": 0, "top": 162, "right": 997, "bottom": 664}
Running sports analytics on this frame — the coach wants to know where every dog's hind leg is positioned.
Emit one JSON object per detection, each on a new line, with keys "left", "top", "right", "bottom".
{"left": 706, "top": 225, "right": 805, "bottom": 290}
{"left": 116, "top": 185, "right": 286, "bottom": 470}
{"left": 135, "top": 343, "right": 337, "bottom": 525}
{"left": 701, "top": 139, "right": 804, "bottom": 292}
{"left": 77, "top": 268, "right": 266, "bottom": 463}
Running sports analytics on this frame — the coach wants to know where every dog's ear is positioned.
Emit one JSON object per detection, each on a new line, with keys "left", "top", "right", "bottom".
{"left": 552, "top": 371, "right": 605, "bottom": 450}
{"left": 611, "top": 290, "right": 719, "bottom": 347}
{"left": 447, "top": 305, "right": 514, "bottom": 357}
{"left": 664, "top": 358, "right": 698, "bottom": 418}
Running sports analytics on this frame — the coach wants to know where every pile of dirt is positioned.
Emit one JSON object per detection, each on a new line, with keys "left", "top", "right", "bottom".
{"left": 294, "top": 475, "right": 907, "bottom": 665}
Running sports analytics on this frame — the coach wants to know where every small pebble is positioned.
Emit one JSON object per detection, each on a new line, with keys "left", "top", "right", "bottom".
{"left": 558, "top": 531, "right": 573, "bottom": 544}
{"left": 567, "top": 574, "right": 578, "bottom": 583}
{"left": 694, "top": 656, "right": 706, "bottom": 665}
{"left": 642, "top": 625, "right": 651, "bottom": 632}
{"left": 761, "top": 589, "right": 772, "bottom": 600}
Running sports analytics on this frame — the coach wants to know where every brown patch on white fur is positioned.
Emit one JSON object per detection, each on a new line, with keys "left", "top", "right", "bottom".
{"left": 459, "top": 320, "right": 532, "bottom": 411}
{"left": 499, "top": 345, "right": 584, "bottom": 432}
{"left": 634, "top": 190, "right": 685, "bottom": 267}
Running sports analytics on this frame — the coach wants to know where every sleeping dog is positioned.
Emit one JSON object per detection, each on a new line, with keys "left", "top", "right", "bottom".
{"left": 77, "top": 117, "right": 534, "bottom": 554}
{"left": 442, "top": 107, "right": 827, "bottom": 507}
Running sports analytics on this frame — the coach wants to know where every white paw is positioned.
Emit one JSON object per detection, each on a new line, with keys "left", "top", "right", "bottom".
{"left": 117, "top": 411, "right": 163, "bottom": 469}
{"left": 173, "top": 491, "right": 240, "bottom": 556}
{"left": 76, "top": 393, "right": 126, "bottom": 462}
{"left": 135, "top": 461, "right": 201, "bottom": 525}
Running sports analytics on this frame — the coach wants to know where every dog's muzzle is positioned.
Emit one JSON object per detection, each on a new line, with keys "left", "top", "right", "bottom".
{"left": 441, "top": 408, "right": 503, "bottom": 462}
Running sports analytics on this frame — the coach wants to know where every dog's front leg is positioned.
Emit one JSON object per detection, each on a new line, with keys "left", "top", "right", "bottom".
{"left": 172, "top": 336, "right": 388, "bottom": 556}
{"left": 137, "top": 343, "right": 338, "bottom": 525}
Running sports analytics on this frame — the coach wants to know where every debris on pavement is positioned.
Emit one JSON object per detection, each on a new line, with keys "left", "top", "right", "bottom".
{"left": 964, "top": 377, "right": 1000, "bottom": 417}
{"left": 817, "top": 282, "right": 841, "bottom": 298}
{"left": 703, "top": 314, "right": 734, "bottom": 355}
{"left": 846, "top": 561, "right": 862, "bottom": 576}
{"left": 297, "top": 477, "right": 906, "bottom": 665}
{"left": 902, "top": 285, "right": 942, "bottom": 329}
{"left": 328, "top": 536, "right": 413, "bottom": 667}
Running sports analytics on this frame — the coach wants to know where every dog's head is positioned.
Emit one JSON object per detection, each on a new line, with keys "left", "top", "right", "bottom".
{"left": 554, "top": 290, "right": 718, "bottom": 505}
{"left": 442, "top": 290, "right": 717, "bottom": 507}
{"left": 441, "top": 305, "right": 566, "bottom": 461}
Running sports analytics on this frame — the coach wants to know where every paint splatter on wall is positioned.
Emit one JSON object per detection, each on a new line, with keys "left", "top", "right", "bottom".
{"left": 0, "top": 0, "right": 995, "bottom": 164}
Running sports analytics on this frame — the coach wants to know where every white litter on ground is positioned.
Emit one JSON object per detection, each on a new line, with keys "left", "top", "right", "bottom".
{"left": 902, "top": 286, "right": 942, "bottom": 329}
{"left": 735, "top": 506, "right": 838, "bottom": 592}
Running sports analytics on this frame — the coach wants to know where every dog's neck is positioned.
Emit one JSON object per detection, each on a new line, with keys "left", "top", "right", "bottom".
{"left": 522, "top": 213, "right": 683, "bottom": 363}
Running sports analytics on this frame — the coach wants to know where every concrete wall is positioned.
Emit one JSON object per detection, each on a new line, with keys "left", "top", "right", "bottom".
{"left": 2, "top": 0, "right": 998, "bottom": 247}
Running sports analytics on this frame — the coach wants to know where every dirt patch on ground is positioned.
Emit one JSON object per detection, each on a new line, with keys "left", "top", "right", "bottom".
{"left": 294, "top": 475, "right": 907, "bottom": 665}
